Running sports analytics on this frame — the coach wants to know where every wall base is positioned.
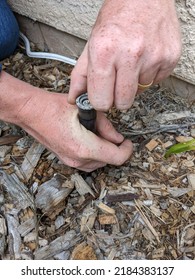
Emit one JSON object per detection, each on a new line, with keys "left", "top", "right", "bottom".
{"left": 16, "top": 14, "right": 86, "bottom": 60}
{"left": 161, "top": 76, "right": 195, "bottom": 102}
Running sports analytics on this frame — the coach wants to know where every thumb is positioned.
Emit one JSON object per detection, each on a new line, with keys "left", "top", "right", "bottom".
{"left": 96, "top": 112, "right": 124, "bottom": 144}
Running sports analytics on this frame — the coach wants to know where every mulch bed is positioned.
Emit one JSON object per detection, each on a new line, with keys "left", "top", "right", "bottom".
{"left": 0, "top": 42, "right": 195, "bottom": 260}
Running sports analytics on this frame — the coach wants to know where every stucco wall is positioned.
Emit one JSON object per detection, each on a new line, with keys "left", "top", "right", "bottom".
{"left": 174, "top": 0, "right": 195, "bottom": 85}
{"left": 8, "top": 0, "right": 102, "bottom": 40}
{"left": 7, "top": 0, "right": 195, "bottom": 86}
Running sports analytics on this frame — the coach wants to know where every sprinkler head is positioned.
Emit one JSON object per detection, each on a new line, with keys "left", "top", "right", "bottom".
{"left": 76, "top": 93, "right": 97, "bottom": 133}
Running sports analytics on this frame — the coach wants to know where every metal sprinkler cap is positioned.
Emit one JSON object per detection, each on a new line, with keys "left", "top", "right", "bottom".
{"left": 76, "top": 93, "right": 93, "bottom": 111}
{"left": 76, "top": 93, "right": 97, "bottom": 132}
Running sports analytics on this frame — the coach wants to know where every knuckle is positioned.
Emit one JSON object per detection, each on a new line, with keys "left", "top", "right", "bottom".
{"left": 149, "top": 47, "right": 164, "bottom": 65}
{"left": 130, "top": 38, "right": 145, "bottom": 58}
{"left": 90, "top": 37, "right": 117, "bottom": 61}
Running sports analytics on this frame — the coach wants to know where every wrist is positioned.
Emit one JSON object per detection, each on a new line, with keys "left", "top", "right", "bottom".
{"left": 0, "top": 71, "right": 42, "bottom": 126}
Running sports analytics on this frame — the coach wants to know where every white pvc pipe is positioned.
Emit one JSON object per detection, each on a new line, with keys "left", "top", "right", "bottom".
{"left": 19, "top": 32, "right": 77, "bottom": 66}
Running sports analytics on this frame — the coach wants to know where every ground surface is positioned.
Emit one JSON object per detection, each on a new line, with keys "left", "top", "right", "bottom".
{"left": 0, "top": 43, "right": 195, "bottom": 260}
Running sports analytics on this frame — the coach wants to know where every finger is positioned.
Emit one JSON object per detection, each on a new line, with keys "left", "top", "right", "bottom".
{"left": 68, "top": 44, "right": 88, "bottom": 104}
{"left": 99, "top": 139, "right": 133, "bottom": 165}
{"left": 114, "top": 66, "right": 139, "bottom": 109}
{"left": 138, "top": 72, "right": 156, "bottom": 87}
{"left": 87, "top": 41, "right": 116, "bottom": 111}
{"left": 87, "top": 61, "right": 116, "bottom": 112}
{"left": 77, "top": 161, "right": 107, "bottom": 172}
{"left": 63, "top": 131, "right": 133, "bottom": 168}
{"left": 153, "top": 64, "right": 178, "bottom": 84}
{"left": 85, "top": 136, "right": 133, "bottom": 165}
{"left": 137, "top": 60, "right": 159, "bottom": 92}
{"left": 96, "top": 112, "right": 124, "bottom": 144}
{"left": 58, "top": 154, "right": 106, "bottom": 172}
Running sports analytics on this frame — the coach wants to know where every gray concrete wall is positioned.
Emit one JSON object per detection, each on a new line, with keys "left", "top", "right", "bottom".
{"left": 7, "top": 0, "right": 195, "bottom": 93}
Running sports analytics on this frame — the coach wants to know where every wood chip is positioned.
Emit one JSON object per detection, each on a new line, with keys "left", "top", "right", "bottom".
{"left": 184, "top": 228, "right": 195, "bottom": 242}
{"left": 0, "top": 135, "right": 22, "bottom": 146}
{"left": 5, "top": 212, "right": 22, "bottom": 260}
{"left": 80, "top": 207, "right": 97, "bottom": 233}
{"left": 188, "top": 174, "right": 195, "bottom": 190}
{"left": 71, "top": 173, "right": 95, "bottom": 197}
{"left": 107, "top": 248, "right": 117, "bottom": 260}
{"left": 71, "top": 242, "right": 97, "bottom": 260}
{"left": 0, "top": 215, "right": 7, "bottom": 258}
{"left": 142, "top": 228, "right": 155, "bottom": 243}
{"left": 35, "top": 175, "right": 74, "bottom": 219}
{"left": 145, "top": 139, "right": 159, "bottom": 151}
{"left": 0, "top": 146, "right": 12, "bottom": 158}
{"left": 176, "top": 136, "right": 194, "bottom": 143}
{"left": 162, "top": 141, "right": 173, "bottom": 148}
{"left": 0, "top": 171, "right": 34, "bottom": 210}
{"left": 135, "top": 200, "right": 160, "bottom": 243}
{"left": 34, "top": 230, "right": 80, "bottom": 260}
{"left": 98, "top": 214, "right": 117, "bottom": 225}
{"left": 190, "top": 205, "right": 195, "bottom": 214}
{"left": 167, "top": 187, "right": 192, "bottom": 197}
{"left": 17, "top": 218, "right": 36, "bottom": 237}
{"left": 21, "top": 141, "right": 45, "bottom": 181}
{"left": 134, "top": 179, "right": 166, "bottom": 190}
{"left": 105, "top": 192, "right": 138, "bottom": 203}
{"left": 97, "top": 202, "right": 115, "bottom": 215}
{"left": 152, "top": 247, "right": 165, "bottom": 259}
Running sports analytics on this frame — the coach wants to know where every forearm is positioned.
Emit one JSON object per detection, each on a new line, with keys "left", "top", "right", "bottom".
{"left": 0, "top": 71, "right": 45, "bottom": 126}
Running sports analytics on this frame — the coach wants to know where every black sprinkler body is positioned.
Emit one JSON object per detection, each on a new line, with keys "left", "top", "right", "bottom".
{"left": 76, "top": 93, "right": 97, "bottom": 133}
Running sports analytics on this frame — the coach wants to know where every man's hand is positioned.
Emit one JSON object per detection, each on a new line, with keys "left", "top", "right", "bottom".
{"left": 19, "top": 93, "right": 132, "bottom": 172}
{"left": 0, "top": 72, "right": 132, "bottom": 172}
{"left": 68, "top": 0, "right": 182, "bottom": 111}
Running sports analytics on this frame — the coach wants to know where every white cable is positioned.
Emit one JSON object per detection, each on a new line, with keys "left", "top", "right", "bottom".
{"left": 19, "top": 32, "right": 77, "bottom": 66}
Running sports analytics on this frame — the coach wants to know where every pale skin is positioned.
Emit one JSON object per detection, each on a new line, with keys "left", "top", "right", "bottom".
{"left": 0, "top": 0, "right": 181, "bottom": 172}
{"left": 68, "top": 0, "right": 182, "bottom": 110}
{"left": 0, "top": 71, "right": 132, "bottom": 172}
